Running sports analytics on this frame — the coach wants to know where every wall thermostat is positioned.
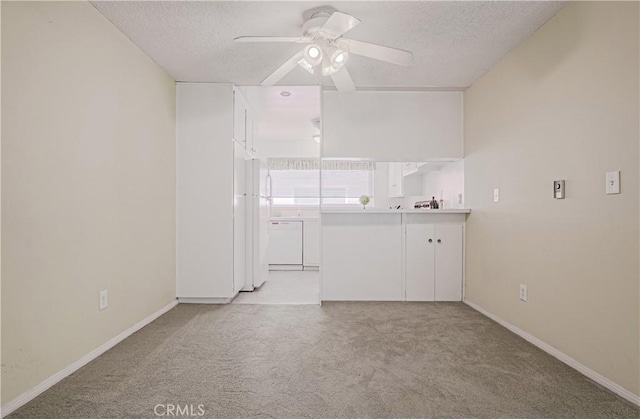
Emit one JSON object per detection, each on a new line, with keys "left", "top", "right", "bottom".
{"left": 553, "top": 180, "right": 565, "bottom": 199}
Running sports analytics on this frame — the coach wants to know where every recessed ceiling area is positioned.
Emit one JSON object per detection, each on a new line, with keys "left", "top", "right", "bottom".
{"left": 241, "top": 86, "right": 321, "bottom": 142}
{"left": 91, "top": 1, "right": 565, "bottom": 88}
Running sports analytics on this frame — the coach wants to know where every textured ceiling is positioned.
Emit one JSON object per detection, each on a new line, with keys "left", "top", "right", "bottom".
{"left": 91, "top": 1, "right": 565, "bottom": 88}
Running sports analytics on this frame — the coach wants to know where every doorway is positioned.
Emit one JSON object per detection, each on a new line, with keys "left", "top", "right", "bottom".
{"left": 233, "top": 86, "right": 321, "bottom": 305}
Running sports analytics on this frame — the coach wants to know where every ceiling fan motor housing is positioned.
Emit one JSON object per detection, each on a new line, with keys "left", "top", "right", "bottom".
{"left": 302, "top": 16, "right": 331, "bottom": 38}
{"left": 243, "top": 6, "right": 412, "bottom": 93}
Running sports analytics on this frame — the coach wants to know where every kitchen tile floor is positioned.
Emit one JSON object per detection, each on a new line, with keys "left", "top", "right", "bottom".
{"left": 232, "top": 270, "right": 320, "bottom": 305}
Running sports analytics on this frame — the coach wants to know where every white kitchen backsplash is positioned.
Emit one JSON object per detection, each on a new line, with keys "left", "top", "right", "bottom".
{"left": 271, "top": 207, "right": 320, "bottom": 219}
{"left": 373, "top": 160, "right": 465, "bottom": 210}
{"left": 421, "top": 160, "right": 465, "bottom": 209}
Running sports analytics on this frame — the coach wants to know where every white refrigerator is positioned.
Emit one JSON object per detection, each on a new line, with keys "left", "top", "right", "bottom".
{"left": 243, "top": 158, "right": 271, "bottom": 291}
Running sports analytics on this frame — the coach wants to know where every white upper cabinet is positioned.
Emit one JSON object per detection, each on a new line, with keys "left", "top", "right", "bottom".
{"left": 322, "top": 91, "right": 463, "bottom": 160}
{"left": 233, "top": 89, "right": 246, "bottom": 145}
{"left": 402, "top": 162, "right": 418, "bottom": 177}
{"left": 245, "top": 111, "right": 255, "bottom": 154}
{"left": 233, "top": 87, "right": 255, "bottom": 153}
{"left": 177, "top": 83, "right": 235, "bottom": 300}
{"left": 388, "top": 162, "right": 404, "bottom": 198}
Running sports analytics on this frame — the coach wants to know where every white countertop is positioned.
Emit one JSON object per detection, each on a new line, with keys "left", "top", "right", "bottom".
{"left": 270, "top": 216, "right": 320, "bottom": 221}
{"left": 321, "top": 209, "right": 471, "bottom": 214}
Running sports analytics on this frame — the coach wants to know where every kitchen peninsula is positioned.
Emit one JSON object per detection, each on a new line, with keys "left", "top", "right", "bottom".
{"left": 321, "top": 209, "right": 470, "bottom": 302}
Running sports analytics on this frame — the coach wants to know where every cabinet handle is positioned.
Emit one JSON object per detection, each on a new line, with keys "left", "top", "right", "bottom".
{"left": 428, "top": 239, "right": 433, "bottom": 243}
{"left": 437, "top": 239, "right": 442, "bottom": 243}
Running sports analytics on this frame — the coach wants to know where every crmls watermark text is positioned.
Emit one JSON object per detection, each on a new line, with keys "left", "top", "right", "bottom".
{"left": 154, "top": 404, "right": 206, "bottom": 417}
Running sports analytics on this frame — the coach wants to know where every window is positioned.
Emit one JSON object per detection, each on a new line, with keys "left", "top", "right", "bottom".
{"left": 269, "top": 169, "right": 319, "bottom": 207}
{"left": 268, "top": 159, "right": 375, "bottom": 208}
{"left": 321, "top": 169, "right": 374, "bottom": 206}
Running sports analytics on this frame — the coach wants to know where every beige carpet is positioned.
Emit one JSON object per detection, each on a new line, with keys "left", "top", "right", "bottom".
{"left": 8, "top": 302, "right": 639, "bottom": 418}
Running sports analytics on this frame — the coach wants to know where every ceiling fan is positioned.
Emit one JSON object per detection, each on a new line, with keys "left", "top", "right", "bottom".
{"left": 234, "top": 6, "right": 414, "bottom": 93}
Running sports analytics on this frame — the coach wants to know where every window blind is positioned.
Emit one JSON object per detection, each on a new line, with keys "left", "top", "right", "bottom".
{"left": 269, "top": 161, "right": 374, "bottom": 207}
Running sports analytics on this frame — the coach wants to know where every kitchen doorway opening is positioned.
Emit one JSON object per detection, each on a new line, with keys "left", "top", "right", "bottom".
{"left": 234, "top": 85, "right": 321, "bottom": 305}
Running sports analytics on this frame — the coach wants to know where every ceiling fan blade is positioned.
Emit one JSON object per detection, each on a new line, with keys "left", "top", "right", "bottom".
{"left": 234, "top": 36, "right": 308, "bottom": 43}
{"left": 343, "top": 39, "right": 414, "bottom": 66}
{"left": 320, "top": 12, "right": 361, "bottom": 39}
{"left": 331, "top": 67, "right": 356, "bottom": 93}
{"left": 261, "top": 50, "right": 305, "bottom": 86}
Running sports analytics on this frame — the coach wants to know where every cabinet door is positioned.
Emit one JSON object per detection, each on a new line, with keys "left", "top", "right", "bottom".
{"left": 434, "top": 224, "right": 463, "bottom": 301}
{"left": 388, "top": 163, "right": 404, "bottom": 198}
{"left": 246, "top": 111, "right": 254, "bottom": 153}
{"left": 233, "top": 90, "right": 247, "bottom": 145}
{"left": 402, "top": 162, "right": 418, "bottom": 176}
{"left": 233, "top": 142, "right": 246, "bottom": 293}
{"left": 405, "top": 223, "right": 435, "bottom": 301}
{"left": 303, "top": 219, "right": 320, "bottom": 266}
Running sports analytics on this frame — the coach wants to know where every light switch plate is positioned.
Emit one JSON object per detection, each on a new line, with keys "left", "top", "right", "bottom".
{"left": 493, "top": 188, "right": 500, "bottom": 203}
{"left": 99, "top": 290, "right": 108, "bottom": 311}
{"left": 519, "top": 284, "right": 527, "bottom": 302}
{"left": 605, "top": 171, "right": 620, "bottom": 194}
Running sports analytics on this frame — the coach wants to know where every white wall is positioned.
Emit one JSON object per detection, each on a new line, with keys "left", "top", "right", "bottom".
{"left": 176, "top": 83, "right": 234, "bottom": 299}
{"left": 322, "top": 91, "right": 463, "bottom": 160}
{"left": 464, "top": 1, "right": 639, "bottom": 398}
{"left": 2, "top": 1, "right": 176, "bottom": 405}
{"left": 1, "top": 2, "right": 4, "bottom": 406}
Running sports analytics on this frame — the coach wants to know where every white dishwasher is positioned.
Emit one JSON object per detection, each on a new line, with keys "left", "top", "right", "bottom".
{"left": 268, "top": 220, "right": 303, "bottom": 269}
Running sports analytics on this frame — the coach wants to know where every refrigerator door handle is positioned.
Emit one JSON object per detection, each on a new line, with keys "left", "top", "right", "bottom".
{"left": 264, "top": 173, "right": 268, "bottom": 197}
{"left": 266, "top": 174, "right": 273, "bottom": 198}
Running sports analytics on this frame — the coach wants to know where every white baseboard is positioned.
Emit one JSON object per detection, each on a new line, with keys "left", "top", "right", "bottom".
{"left": 177, "top": 294, "right": 236, "bottom": 304}
{"left": 269, "top": 265, "right": 303, "bottom": 271}
{"left": 464, "top": 299, "right": 640, "bottom": 407}
{"left": 1, "top": 300, "right": 179, "bottom": 418}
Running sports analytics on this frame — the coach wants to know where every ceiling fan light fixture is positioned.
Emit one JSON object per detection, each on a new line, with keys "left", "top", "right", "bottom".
{"left": 303, "top": 44, "right": 323, "bottom": 66}
{"left": 297, "top": 57, "right": 315, "bottom": 74}
{"left": 240, "top": 9, "right": 414, "bottom": 93}
{"left": 308, "top": 45, "right": 321, "bottom": 58}
{"left": 320, "top": 50, "right": 347, "bottom": 77}
{"left": 331, "top": 49, "right": 348, "bottom": 69}
{"left": 312, "top": 134, "right": 321, "bottom": 144}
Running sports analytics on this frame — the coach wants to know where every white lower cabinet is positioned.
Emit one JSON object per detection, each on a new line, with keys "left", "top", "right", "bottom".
{"left": 405, "top": 223, "right": 463, "bottom": 301}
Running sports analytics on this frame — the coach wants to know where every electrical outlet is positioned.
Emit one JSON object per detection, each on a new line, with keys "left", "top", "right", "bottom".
{"left": 99, "top": 290, "right": 108, "bottom": 311}
{"left": 519, "top": 284, "right": 527, "bottom": 302}
{"left": 493, "top": 188, "right": 500, "bottom": 203}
